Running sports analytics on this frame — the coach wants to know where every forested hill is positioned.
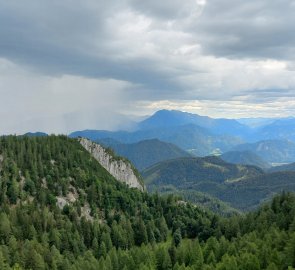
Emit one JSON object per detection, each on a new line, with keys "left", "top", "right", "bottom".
{"left": 142, "top": 156, "right": 295, "bottom": 210}
{"left": 1, "top": 136, "right": 295, "bottom": 269}
{"left": 143, "top": 156, "right": 263, "bottom": 190}
{"left": 0, "top": 135, "right": 219, "bottom": 269}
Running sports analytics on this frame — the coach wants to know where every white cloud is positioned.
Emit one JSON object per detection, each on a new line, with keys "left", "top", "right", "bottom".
{"left": 137, "top": 98, "right": 295, "bottom": 118}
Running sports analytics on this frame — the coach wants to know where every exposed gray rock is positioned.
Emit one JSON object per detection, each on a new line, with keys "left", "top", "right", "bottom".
{"left": 79, "top": 138, "right": 144, "bottom": 191}
{"left": 81, "top": 203, "right": 93, "bottom": 221}
{"left": 56, "top": 197, "right": 68, "bottom": 209}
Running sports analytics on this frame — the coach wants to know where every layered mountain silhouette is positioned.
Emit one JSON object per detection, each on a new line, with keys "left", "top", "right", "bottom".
{"left": 70, "top": 110, "right": 295, "bottom": 163}
{"left": 70, "top": 110, "right": 248, "bottom": 156}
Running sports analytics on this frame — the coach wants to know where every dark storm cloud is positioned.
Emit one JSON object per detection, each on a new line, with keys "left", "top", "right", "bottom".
{"left": 0, "top": 0, "right": 183, "bottom": 93}
{"left": 1, "top": 0, "right": 294, "bottom": 94}
{"left": 129, "top": 0, "right": 203, "bottom": 20}
{"left": 194, "top": 0, "right": 295, "bottom": 60}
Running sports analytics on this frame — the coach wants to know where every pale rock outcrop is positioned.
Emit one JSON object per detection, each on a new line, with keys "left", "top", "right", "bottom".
{"left": 79, "top": 138, "right": 144, "bottom": 191}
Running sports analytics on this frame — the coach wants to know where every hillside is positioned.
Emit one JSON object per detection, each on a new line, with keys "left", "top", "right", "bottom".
{"left": 159, "top": 188, "right": 241, "bottom": 216}
{"left": 221, "top": 150, "right": 271, "bottom": 169}
{"left": 142, "top": 156, "right": 295, "bottom": 210}
{"left": 98, "top": 139, "right": 192, "bottom": 171}
{"left": 1, "top": 136, "right": 295, "bottom": 269}
{"left": 81, "top": 193, "right": 295, "bottom": 269}
{"left": 215, "top": 171, "right": 295, "bottom": 210}
{"left": 143, "top": 156, "right": 263, "bottom": 187}
{"left": 0, "top": 135, "right": 222, "bottom": 269}
{"left": 232, "top": 139, "right": 295, "bottom": 164}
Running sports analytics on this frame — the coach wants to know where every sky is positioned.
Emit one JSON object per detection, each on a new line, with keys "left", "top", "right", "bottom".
{"left": 0, "top": 0, "right": 295, "bottom": 134}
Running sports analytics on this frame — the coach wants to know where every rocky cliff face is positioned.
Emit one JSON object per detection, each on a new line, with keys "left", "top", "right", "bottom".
{"left": 79, "top": 138, "right": 144, "bottom": 191}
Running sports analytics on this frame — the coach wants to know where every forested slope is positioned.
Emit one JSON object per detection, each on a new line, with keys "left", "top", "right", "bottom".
{"left": 1, "top": 136, "right": 295, "bottom": 269}
{"left": 142, "top": 156, "right": 295, "bottom": 210}
{"left": 0, "top": 135, "right": 219, "bottom": 269}
{"left": 97, "top": 193, "right": 295, "bottom": 269}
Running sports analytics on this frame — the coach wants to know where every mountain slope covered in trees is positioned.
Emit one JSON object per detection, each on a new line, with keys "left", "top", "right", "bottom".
{"left": 1, "top": 136, "right": 295, "bottom": 269}
{"left": 143, "top": 156, "right": 263, "bottom": 187}
{"left": 0, "top": 135, "right": 222, "bottom": 269}
{"left": 142, "top": 156, "right": 295, "bottom": 210}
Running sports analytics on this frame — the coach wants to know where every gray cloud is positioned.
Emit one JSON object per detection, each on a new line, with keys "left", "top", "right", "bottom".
{"left": 129, "top": 0, "right": 205, "bottom": 20}
{"left": 194, "top": 0, "right": 295, "bottom": 60}
{"left": 0, "top": 0, "right": 189, "bottom": 97}
{"left": 0, "top": 0, "right": 295, "bottom": 133}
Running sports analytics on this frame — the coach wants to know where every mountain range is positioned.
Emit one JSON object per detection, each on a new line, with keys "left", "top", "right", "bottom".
{"left": 70, "top": 110, "right": 295, "bottom": 163}
{"left": 70, "top": 124, "right": 242, "bottom": 156}
{"left": 32, "top": 110, "right": 295, "bottom": 212}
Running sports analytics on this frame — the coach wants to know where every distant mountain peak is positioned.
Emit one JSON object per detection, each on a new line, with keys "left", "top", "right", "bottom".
{"left": 137, "top": 109, "right": 212, "bottom": 130}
